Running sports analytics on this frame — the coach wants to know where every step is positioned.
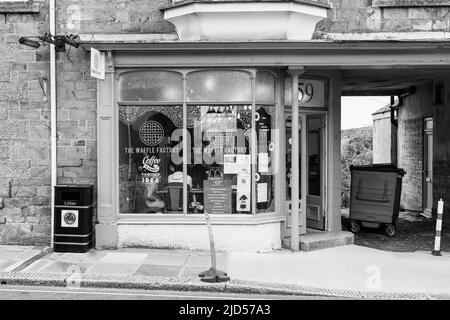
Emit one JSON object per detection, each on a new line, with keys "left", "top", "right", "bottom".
{"left": 282, "top": 229, "right": 354, "bottom": 252}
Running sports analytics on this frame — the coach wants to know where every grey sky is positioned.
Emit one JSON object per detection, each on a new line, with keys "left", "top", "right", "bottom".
{"left": 341, "top": 96, "right": 391, "bottom": 130}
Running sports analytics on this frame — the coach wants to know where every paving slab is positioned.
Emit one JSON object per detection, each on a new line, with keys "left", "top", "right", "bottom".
{"left": 0, "top": 246, "right": 49, "bottom": 272}
{"left": 86, "top": 263, "right": 141, "bottom": 275}
{"left": 135, "top": 264, "right": 181, "bottom": 277}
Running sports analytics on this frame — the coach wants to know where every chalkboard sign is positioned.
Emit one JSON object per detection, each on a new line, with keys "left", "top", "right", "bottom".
{"left": 203, "top": 180, "right": 232, "bottom": 214}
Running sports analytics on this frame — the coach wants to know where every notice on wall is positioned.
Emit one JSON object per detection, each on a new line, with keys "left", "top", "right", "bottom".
{"left": 203, "top": 180, "right": 232, "bottom": 214}
{"left": 224, "top": 154, "right": 251, "bottom": 174}
{"left": 236, "top": 171, "right": 251, "bottom": 212}
{"left": 257, "top": 183, "right": 268, "bottom": 203}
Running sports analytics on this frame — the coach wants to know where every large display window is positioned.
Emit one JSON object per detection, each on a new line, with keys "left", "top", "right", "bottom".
{"left": 118, "top": 69, "right": 277, "bottom": 215}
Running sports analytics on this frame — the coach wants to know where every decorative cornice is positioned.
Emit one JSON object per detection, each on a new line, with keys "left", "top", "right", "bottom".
{"left": 160, "top": 0, "right": 330, "bottom": 11}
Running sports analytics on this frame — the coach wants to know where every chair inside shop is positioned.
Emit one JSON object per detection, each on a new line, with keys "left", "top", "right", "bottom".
{"left": 163, "top": 182, "right": 190, "bottom": 213}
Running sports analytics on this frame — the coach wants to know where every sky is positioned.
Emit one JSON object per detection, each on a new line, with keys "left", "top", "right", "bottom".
{"left": 341, "top": 96, "right": 391, "bottom": 130}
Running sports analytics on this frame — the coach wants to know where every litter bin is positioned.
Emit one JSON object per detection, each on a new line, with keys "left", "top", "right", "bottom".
{"left": 349, "top": 164, "right": 405, "bottom": 237}
{"left": 54, "top": 185, "right": 93, "bottom": 253}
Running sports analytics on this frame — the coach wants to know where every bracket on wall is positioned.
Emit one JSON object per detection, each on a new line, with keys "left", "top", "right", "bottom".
{"left": 19, "top": 33, "right": 79, "bottom": 52}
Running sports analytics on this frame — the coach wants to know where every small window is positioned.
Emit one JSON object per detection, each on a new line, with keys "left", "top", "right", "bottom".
{"left": 187, "top": 70, "right": 252, "bottom": 102}
{"left": 256, "top": 71, "right": 276, "bottom": 103}
{"left": 119, "top": 70, "right": 183, "bottom": 102}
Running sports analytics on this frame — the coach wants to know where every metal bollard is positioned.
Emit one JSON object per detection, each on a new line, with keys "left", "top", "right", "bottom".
{"left": 431, "top": 199, "right": 444, "bottom": 256}
{"left": 198, "top": 210, "right": 230, "bottom": 283}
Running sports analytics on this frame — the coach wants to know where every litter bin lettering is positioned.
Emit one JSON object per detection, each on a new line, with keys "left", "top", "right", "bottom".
{"left": 54, "top": 185, "right": 94, "bottom": 253}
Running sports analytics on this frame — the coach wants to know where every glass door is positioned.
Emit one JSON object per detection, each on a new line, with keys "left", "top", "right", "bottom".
{"left": 285, "top": 113, "right": 326, "bottom": 231}
{"left": 306, "top": 115, "right": 325, "bottom": 230}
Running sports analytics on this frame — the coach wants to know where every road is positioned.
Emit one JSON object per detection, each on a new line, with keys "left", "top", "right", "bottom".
{"left": 0, "top": 285, "right": 339, "bottom": 300}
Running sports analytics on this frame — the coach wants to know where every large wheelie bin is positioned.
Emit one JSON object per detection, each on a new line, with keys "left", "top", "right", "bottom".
{"left": 349, "top": 164, "right": 406, "bottom": 237}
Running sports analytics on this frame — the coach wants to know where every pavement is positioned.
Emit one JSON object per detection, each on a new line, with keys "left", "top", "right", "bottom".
{"left": 1, "top": 244, "right": 450, "bottom": 299}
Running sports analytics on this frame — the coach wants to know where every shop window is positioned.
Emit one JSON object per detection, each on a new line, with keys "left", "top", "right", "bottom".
{"left": 119, "top": 70, "right": 183, "bottom": 102}
{"left": 118, "top": 105, "right": 184, "bottom": 214}
{"left": 256, "top": 71, "right": 276, "bottom": 103}
{"left": 255, "top": 105, "right": 276, "bottom": 213}
{"left": 187, "top": 105, "right": 253, "bottom": 214}
{"left": 187, "top": 70, "right": 252, "bottom": 102}
{"left": 118, "top": 69, "right": 277, "bottom": 215}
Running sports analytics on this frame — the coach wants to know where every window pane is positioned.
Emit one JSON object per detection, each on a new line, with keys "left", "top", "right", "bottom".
{"left": 256, "top": 105, "right": 276, "bottom": 213}
{"left": 187, "top": 70, "right": 252, "bottom": 102}
{"left": 187, "top": 105, "right": 253, "bottom": 214}
{"left": 256, "top": 72, "right": 276, "bottom": 103}
{"left": 118, "top": 105, "right": 184, "bottom": 214}
{"left": 119, "top": 71, "right": 183, "bottom": 101}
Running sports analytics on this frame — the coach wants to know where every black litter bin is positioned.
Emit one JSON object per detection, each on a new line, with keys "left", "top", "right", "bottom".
{"left": 349, "top": 164, "right": 406, "bottom": 237}
{"left": 54, "top": 185, "right": 93, "bottom": 253}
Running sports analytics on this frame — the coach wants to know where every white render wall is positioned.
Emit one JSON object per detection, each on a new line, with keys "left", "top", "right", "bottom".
{"left": 117, "top": 222, "right": 282, "bottom": 252}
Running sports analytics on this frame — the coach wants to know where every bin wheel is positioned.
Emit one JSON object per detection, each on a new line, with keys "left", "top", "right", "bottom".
{"left": 350, "top": 220, "right": 361, "bottom": 233}
{"left": 385, "top": 224, "right": 396, "bottom": 237}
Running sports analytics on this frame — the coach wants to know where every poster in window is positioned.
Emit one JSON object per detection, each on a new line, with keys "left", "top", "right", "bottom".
{"left": 237, "top": 171, "right": 251, "bottom": 212}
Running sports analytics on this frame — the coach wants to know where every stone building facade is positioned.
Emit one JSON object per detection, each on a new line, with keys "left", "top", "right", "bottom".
{"left": 0, "top": 0, "right": 449, "bottom": 247}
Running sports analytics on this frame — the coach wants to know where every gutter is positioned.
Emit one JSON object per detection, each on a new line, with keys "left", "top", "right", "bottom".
{"left": 50, "top": 0, "right": 56, "bottom": 249}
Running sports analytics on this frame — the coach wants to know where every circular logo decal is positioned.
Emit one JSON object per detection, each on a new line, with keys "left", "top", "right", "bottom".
{"left": 139, "top": 121, "right": 164, "bottom": 146}
{"left": 63, "top": 212, "right": 77, "bottom": 226}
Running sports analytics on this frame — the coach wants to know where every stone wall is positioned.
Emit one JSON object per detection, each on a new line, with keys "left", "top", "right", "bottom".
{"left": 0, "top": 1, "right": 51, "bottom": 245}
{"left": 316, "top": 0, "right": 450, "bottom": 39}
{"left": 434, "top": 79, "right": 450, "bottom": 215}
{"left": 397, "top": 84, "right": 433, "bottom": 212}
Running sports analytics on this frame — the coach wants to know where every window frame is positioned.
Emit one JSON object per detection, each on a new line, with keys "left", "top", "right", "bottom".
{"left": 116, "top": 67, "right": 279, "bottom": 219}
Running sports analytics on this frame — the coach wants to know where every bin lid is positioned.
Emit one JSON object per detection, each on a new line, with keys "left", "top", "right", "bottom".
{"left": 350, "top": 164, "right": 406, "bottom": 176}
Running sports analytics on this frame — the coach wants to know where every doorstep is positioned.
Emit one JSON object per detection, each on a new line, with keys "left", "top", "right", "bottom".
{"left": 282, "top": 229, "right": 354, "bottom": 251}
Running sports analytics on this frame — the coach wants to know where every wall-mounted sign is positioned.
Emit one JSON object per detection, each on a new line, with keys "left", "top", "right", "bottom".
{"left": 90, "top": 47, "right": 105, "bottom": 80}
{"left": 284, "top": 78, "right": 326, "bottom": 108}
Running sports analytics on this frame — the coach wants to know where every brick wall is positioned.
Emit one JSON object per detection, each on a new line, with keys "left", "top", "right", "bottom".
{"left": 397, "top": 84, "right": 433, "bottom": 212}
{"left": 0, "top": 0, "right": 51, "bottom": 245}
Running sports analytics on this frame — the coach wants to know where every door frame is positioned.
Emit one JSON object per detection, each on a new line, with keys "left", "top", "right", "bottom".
{"left": 422, "top": 116, "right": 433, "bottom": 218}
{"left": 305, "top": 112, "right": 328, "bottom": 230}
{"left": 283, "top": 109, "right": 328, "bottom": 233}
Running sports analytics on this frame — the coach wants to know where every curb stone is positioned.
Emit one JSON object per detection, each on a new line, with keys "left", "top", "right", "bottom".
{"left": 1, "top": 272, "right": 450, "bottom": 299}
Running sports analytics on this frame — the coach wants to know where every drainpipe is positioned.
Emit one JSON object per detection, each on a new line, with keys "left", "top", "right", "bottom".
{"left": 50, "top": 0, "right": 56, "bottom": 249}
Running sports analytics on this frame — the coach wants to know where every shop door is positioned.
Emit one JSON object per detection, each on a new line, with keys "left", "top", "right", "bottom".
{"left": 305, "top": 115, "right": 325, "bottom": 230}
{"left": 285, "top": 113, "right": 326, "bottom": 231}
{"left": 423, "top": 117, "right": 433, "bottom": 218}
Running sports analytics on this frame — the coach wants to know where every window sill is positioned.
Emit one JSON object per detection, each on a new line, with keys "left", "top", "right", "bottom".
{"left": 117, "top": 212, "right": 285, "bottom": 225}
{"left": 0, "top": 1, "right": 40, "bottom": 13}
{"left": 374, "top": 0, "right": 450, "bottom": 7}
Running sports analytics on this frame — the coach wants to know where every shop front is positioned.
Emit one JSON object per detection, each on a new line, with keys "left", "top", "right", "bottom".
{"left": 85, "top": 0, "right": 343, "bottom": 252}
{"left": 88, "top": 45, "right": 343, "bottom": 251}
